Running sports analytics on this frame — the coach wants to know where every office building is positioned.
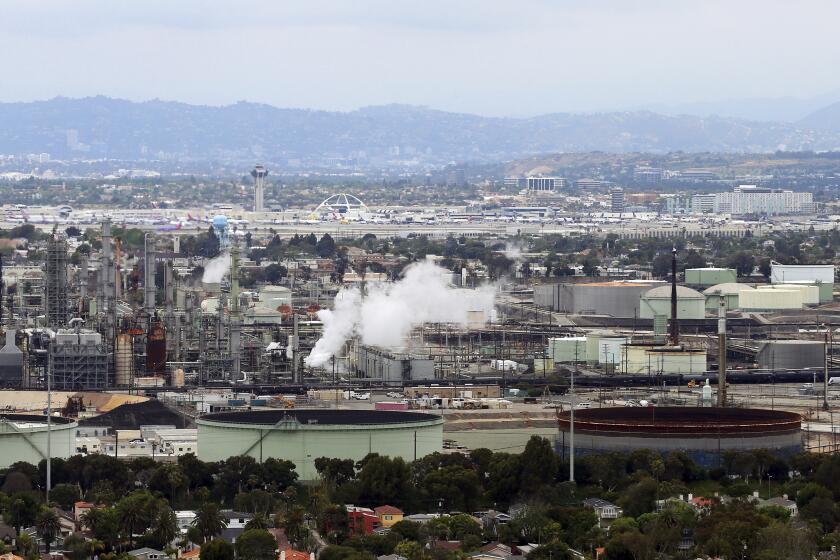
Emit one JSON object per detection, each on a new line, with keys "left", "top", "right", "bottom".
{"left": 610, "top": 187, "right": 625, "bottom": 213}
{"left": 527, "top": 177, "right": 565, "bottom": 192}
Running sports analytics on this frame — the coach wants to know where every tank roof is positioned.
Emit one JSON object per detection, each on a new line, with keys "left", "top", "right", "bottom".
{"left": 200, "top": 409, "right": 441, "bottom": 426}
{"left": 703, "top": 283, "right": 754, "bottom": 295}
{"left": 643, "top": 285, "right": 704, "bottom": 299}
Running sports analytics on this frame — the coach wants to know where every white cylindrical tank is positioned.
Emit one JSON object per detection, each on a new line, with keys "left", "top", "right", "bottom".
{"left": 548, "top": 337, "right": 587, "bottom": 363}
{"left": 115, "top": 334, "right": 133, "bottom": 387}
{"left": 764, "top": 284, "right": 820, "bottom": 305}
{"left": 597, "top": 337, "right": 628, "bottom": 365}
{"left": 585, "top": 330, "right": 617, "bottom": 363}
{"left": 739, "top": 289, "right": 803, "bottom": 310}
{"left": 0, "top": 414, "right": 77, "bottom": 468}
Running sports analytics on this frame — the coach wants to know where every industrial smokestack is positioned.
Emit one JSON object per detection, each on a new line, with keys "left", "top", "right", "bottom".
{"left": 670, "top": 247, "right": 679, "bottom": 346}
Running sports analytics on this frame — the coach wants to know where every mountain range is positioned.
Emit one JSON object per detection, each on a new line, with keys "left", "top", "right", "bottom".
{"left": 3, "top": 96, "right": 840, "bottom": 165}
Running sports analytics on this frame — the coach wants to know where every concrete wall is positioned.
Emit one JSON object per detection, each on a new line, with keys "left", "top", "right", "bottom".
{"left": 197, "top": 417, "right": 443, "bottom": 478}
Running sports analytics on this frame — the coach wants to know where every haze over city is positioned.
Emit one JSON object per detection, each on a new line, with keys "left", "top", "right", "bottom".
{"left": 2, "top": 0, "right": 840, "bottom": 118}
{"left": 4, "top": 3, "right": 840, "bottom": 560}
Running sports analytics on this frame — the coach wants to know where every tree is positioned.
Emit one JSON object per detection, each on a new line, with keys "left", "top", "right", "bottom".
{"left": 264, "top": 264, "right": 288, "bottom": 284}
{"left": 150, "top": 503, "right": 178, "bottom": 550}
{"left": 652, "top": 253, "right": 672, "bottom": 279}
{"left": 526, "top": 542, "right": 570, "bottom": 560}
{"left": 619, "top": 478, "right": 660, "bottom": 518}
{"left": 356, "top": 456, "right": 413, "bottom": 509}
{"left": 235, "top": 529, "right": 277, "bottom": 560}
{"left": 7, "top": 492, "right": 40, "bottom": 532}
{"left": 116, "top": 491, "right": 156, "bottom": 549}
{"left": 148, "top": 463, "right": 188, "bottom": 507}
{"left": 261, "top": 458, "right": 298, "bottom": 492}
{"left": 64, "top": 532, "right": 102, "bottom": 560}
{"left": 519, "top": 436, "right": 559, "bottom": 496}
{"left": 319, "top": 545, "right": 373, "bottom": 560}
{"left": 683, "top": 250, "right": 705, "bottom": 270}
{"left": 194, "top": 503, "right": 227, "bottom": 543}
{"left": 727, "top": 251, "right": 756, "bottom": 277}
{"left": 48, "top": 483, "right": 80, "bottom": 510}
{"left": 420, "top": 466, "right": 481, "bottom": 513}
{"left": 315, "top": 458, "right": 356, "bottom": 486}
{"left": 393, "top": 541, "right": 423, "bottom": 560}
{"left": 200, "top": 539, "right": 235, "bottom": 560}
{"left": 81, "top": 507, "right": 121, "bottom": 551}
{"left": 316, "top": 234, "right": 338, "bottom": 258}
{"left": 35, "top": 507, "right": 61, "bottom": 553}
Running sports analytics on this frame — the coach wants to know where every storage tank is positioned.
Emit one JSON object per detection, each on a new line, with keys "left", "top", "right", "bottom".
{"left": 548, "top": 337, "right": 587, "bottom": 364}
{"left": 585, "top": 330, "right": 618, "bottom": 363}
{"left": 703, "top": 283, "right": 754, "bottom": 311}
{"left": 622, "top": 344, "right": 707, "bottom": 374}
{"left": 757, "top": 340, "right": 825, "bottom": 370}
{"left": 771, "top": 263, "right": 834, "bottom": 285}
{"left": 0, "top": 414, "right": 77, "bottom": 468}
{"left": 739, "top": 289, "right": 803, "bottom": 311}
{"left": 596, "top": 337, "right": 628, "bottom": 365}
{"left": 685, "top": 268, "right": 737, "bottom": 288}
{"left": 557, "top": 407, "right": 801, "bottom": 468}
{"left": 115, "top": 334, "right": 133, "bottom": 387}
{"left": 258, "top": 285, "right": 292, "bottom": 310}
{"left": 172, "top": 368, "right": 186, "bottom": 387}
{"left": 639, "top": 285, "right": 706, "bottom": 320}
{"left": 764, "top": 284, "right": 820, "bottom": 306}
{"left": 197, "top": 409, "right": 443, "bottom": 478}
{"left": 146, "top": 319, "right": 167, "bottom": 375}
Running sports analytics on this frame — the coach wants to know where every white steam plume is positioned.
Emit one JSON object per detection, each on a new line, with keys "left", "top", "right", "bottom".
{"left": 504, "top": 241, "right": 526, "bottom": 264}
{"left": 305, "top": 261, "right": 496, "bottom": 368}
{"left": 202, "top": 252, "right": 230, "bottom": 284}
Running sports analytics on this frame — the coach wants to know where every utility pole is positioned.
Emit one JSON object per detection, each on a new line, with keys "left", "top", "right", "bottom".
{"left": 570, "top": 351, "right": 576, "bottom": 483}
{"left": 824, "top": 324, "right": 830, "bottom": 411}
{"left": 718, "top": 295, "right": 727, "bottom": 407}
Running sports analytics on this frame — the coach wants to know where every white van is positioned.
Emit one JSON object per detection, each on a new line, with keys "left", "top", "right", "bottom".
{"left": 828, "top": 377, "right": 840, "bottom": 386}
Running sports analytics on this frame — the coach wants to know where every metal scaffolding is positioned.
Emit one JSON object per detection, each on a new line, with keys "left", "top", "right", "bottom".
{"left": 44, "top": 234, "right": 69, "bottom": 328}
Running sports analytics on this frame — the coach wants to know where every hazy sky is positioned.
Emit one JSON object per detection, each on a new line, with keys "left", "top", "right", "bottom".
{"left": 2, "top": 0, "right": 839, "bottom": 116}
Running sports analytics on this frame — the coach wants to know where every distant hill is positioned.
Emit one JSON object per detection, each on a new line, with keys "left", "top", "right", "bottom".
{"left": 799, "top": 101, "right": 840, "bottom": 132}
{"left": 3, "top": 96, "right": 840, "bottom": 164}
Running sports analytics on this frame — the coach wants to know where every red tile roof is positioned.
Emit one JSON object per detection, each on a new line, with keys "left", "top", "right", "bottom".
{"left": 374, "top": 505, "right": 404, "bottom": 515}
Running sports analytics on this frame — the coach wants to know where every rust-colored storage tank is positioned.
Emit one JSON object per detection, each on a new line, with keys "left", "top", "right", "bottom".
{"left": 146, "top": 319, "right": 167, "bottom": 375}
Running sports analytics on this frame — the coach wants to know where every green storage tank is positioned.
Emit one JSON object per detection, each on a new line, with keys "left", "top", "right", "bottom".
{"left": 197, "top": 409, "right": 443, "bottom": 479}
{"left": 685, "top": 268, "right": 738, "bottom": 288}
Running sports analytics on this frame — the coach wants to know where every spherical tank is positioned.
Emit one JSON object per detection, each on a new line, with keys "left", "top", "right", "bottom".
{"left": 197, "top": 409, "right": 444, "bottom": 479}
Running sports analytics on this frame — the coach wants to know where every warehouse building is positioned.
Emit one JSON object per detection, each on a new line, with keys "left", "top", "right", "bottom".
{"left": 770, "top": 263, "right": 834, "bottom": 303}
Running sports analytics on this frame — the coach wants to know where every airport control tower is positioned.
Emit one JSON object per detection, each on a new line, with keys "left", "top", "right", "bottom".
{"left": 251, "top": 164, "right": 268, "bottom": 212}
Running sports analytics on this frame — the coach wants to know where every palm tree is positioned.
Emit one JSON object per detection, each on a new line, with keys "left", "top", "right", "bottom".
{"left": 35, "top": 507, "right": 61, "bottom": 553}
{"left": 117, "top": 494, "right": 149, "bottom": 550}
{"left": 193, "top": 503, "right": 226, "bottom": 543}
{"left": 244, "top": 514, "right": 270, "bottom": 531}
{"left": 151, "top": 504, "right": 178, "bottom": 550}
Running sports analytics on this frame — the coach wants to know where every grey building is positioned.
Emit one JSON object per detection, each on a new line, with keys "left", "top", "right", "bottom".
{"left": 51, "top": 329, "right": 110, "bottom": 390}
{"left": 354, "top": 345, "right": 435, "bottom": 385}
{"left": 534, "top": 281, "right": 664, "bottom": 317}
{"left": 757, "top": 340, "right": 825, "bottom": 370}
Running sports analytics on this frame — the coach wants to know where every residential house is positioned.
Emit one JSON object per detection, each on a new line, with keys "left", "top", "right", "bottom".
{"left": 374, "top": 505, "right": 404, "bottom": 528}
{"left": 175, "top": 511, "right": 197, "bottom": 534}
{"left": 128, "top": 547, "right": 167, "bottom": 560}
{"left": 755, "top": 494, "right": 798, "bottom": 517}
{"left": 74, "top": 501, "right": 97, "bottom": 527}
{"left": 218, "top": 511, "right": 253, "bottom": 544}
{"left": 347, "top": 507, "right": 380, "bottom": 535}
{"left": 404, "top": 513, "right": 442, "bottom": 525}
{"left": 475, "top": 510, "right": 510, "bottom": 535}
{"left": 0, "top": 522, "right": 16, "bottom": 548}
{"left": 469, "top": 543, "right": 513, "bottom": 560}
{"left": 582, "top": 498, "right": 622, "bottom": 528}
{"left": 377, "top": 555, "right": 408, "bottom": 560}
{"left": 280, "top": 549, "right": 314, "bottom": 560}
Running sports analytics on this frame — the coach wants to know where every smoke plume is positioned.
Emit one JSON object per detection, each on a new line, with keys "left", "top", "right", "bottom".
{"left": 202, "top": 252, "right": 230, "bottom": 284}
{"left": 305, "top": 261, "right": 496, "bottom": 367}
